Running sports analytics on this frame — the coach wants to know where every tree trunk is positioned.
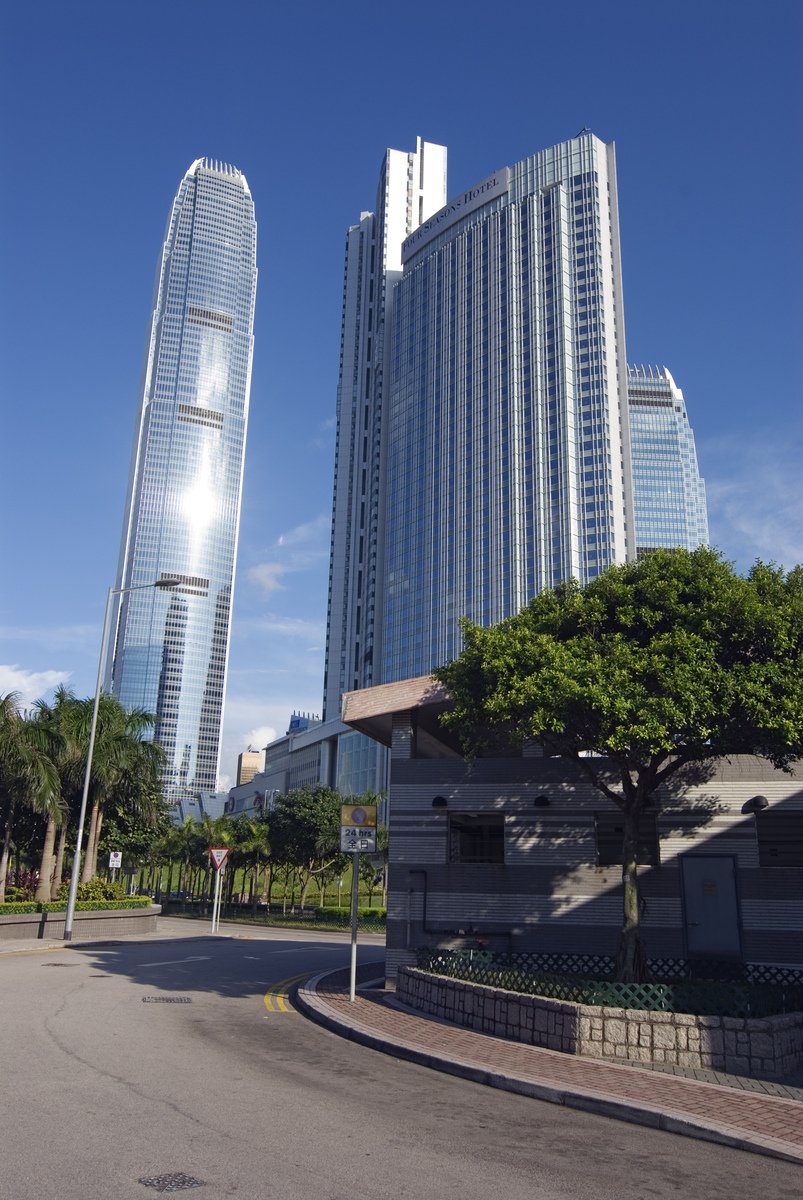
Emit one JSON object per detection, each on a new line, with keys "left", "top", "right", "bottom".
{"left": 89, "top": 808, "right": 104, "bottom": 879}
{"left": 614, "top": 803, "right": 648, "bottom": 982}
{"left": 51, "top": 823, "right": 68, "bottom": 899}
{"left": 251, "top": 863, "right": 259, "bottom": 915}
{"left": 81, "top": 801, "right": 100, "bottom": 882}
{"left": 35, "top": 816, "right": 58, "bottom": 903}
{"left": 0, "top": 799, "right": 15, "bottom": 903}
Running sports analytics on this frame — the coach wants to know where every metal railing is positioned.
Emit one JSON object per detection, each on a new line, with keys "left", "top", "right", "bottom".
{"left": 414, "top": 949, "right": 803, "bottom": 1019}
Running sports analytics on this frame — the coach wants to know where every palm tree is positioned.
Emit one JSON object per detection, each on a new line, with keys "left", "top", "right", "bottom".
{"left": 0, "top": 693, "right": 61, "bottom": 902}
{"left": 70, "top": 694, "right": 162, "bottom": 883}
{"left": 198, "top": 813, "right": 233, "bottom": 910}
{"left": 229, "top": 815, "right": 271, "bottom": 911}
{"left": 38, "top": 690, "right": 162, "bottom": 887}
{"left": 32, "top": 687, "right": 83, "bottom": 901}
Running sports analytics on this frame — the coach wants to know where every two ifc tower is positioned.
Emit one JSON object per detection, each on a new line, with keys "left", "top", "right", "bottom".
{"left": 108, "top": 134, "right": 707, "bottom": 812}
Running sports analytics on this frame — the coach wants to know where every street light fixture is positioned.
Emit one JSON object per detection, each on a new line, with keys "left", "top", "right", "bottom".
{"left": 63, "top": 577, "right": 181, "bottom": 941}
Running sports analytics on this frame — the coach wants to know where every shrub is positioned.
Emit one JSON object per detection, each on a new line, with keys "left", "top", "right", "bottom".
{"left": 5, "top": 870, "right": 37, "bottom": 900}
{"left": 39, "top": 897, "right": 154, "bottom": 912}
{"left": 0, "top": 901, "right": 39, "bottom": 914}
{"left": 58, "top": 877, "right": 129, "bottom": 903}
{"left": 315, "top": 905, "right": 386, "bottom": 922}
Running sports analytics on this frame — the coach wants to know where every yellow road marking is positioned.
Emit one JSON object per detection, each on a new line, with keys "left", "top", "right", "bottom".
{"left": 0, "top": 945, "right": 68, "bottom": 958}
{"left": 263, "top": 973, "right": 309, "bottom": 1014}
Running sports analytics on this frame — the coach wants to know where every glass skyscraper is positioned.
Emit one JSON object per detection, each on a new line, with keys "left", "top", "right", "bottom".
{"left": 109, "top": 158, "right": 257, "bottom": 811}
{"left": 627, "top": 364, "right": 708, "bottom": 554}
{"left": 324, "top": 137, "right": 447, "bottom": 723}
{"left": 318, "top": 138, "right": 446, "bottom": 796}
{"left": 382, "top": 131, "right": 634, "bottom": 682}
{"left": 258, "top": 132, "right": 709, "bottom": 803}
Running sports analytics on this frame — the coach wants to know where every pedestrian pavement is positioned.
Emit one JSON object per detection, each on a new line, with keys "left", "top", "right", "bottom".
{"left": 297, "top": 963, "right": 803, "bottom": 1167}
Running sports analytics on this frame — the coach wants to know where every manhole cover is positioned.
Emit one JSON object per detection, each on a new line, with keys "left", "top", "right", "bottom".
{"left": 138, "top": 1173, "right": 205, "bottom": 1193}
{"left": 142, "top": 996, "right": 193, "bottom": 1004}
{"left": 42, "top": 962, "right": 78, "bottom": 967}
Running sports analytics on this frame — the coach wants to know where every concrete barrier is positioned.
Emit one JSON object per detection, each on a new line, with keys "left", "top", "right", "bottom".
{"left": 0, "top": 905, "right": 161, "bottom": 941}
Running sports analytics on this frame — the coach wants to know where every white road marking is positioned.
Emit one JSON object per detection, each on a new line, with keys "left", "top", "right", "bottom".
{"left": 139, "top": 955, "right": 212, "bottom": 967}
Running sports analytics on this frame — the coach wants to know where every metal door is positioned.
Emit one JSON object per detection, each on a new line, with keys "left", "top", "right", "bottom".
{"left": 681, "top": 855, "right": 741, "bottom": 958}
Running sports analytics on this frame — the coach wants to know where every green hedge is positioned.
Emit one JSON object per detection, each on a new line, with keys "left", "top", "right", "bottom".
{"left": 315, "top": 906, "right": 386, "bottom": 922}
{"left": 0, "top": 897, "right": 154, "bottom": 915}
{"left": 38, "top": 897, "right": 154, "bottom": 913}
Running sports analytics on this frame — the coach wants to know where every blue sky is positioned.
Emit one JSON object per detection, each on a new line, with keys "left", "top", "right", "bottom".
{"left": 1, "top": 1, "right": 801, "bottom": 786}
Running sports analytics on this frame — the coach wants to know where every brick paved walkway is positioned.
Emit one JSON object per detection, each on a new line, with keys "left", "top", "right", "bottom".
{"left": 297, "top": 964, "right": 803, "bottom": 1166}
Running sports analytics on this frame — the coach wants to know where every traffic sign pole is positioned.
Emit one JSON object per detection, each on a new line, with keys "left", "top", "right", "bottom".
{"left": 211, "top": 867, "right": 222, "bottom": 932}
{"left": 209, "top": 847, "right": 229, "bottom": 932}
{"left": 349, "top": 852, "right": 360, "bottom": 1002}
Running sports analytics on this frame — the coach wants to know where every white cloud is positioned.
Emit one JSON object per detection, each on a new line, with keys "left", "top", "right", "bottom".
{"left": 240, "top": 614, "right": 326, "bottom": 642}
{"left": 0, "top": 623, "right": 96, "bottom": 651}
{"left": 219, "top": 693, "right": 322, "bottom": 789}
{"left": 0, "top": 664, "right": 72, "bottom": 707}
{"left": 276, "top": 512, "right": 330, "bottom": 549}
{"left": 701, "top": 430, "right": 803, "bottom": 571}
{"left": 243, "top": 723, "right": 278, "bottom": 752}
{"left": 247, "top": 562, "right": 287, "bottom": 595}
{"left": 310, "top": 416, "right": 337, "bottom": 449}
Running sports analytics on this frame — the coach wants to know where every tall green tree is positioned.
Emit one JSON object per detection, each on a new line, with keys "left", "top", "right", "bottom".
{"left": 436, "top": 548, "right": 803, "bottom": 980}
{"left": 0, "top": 693, "right": 61, "bottom": 902}
{"left": 32, "top": 686, "right": 86, "bottom": 900}
{"left": 270, "top": 786, "right": 346, "bottom": 910}
{"left": 73, "top": 694, "right": 163, "bottom": 882}
{"left": 228, "top": 815, "right": 271, "bottom": 908}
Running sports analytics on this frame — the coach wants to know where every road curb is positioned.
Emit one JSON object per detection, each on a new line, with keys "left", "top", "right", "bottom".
{"left": 296, "top": 972, "right": 803, "bottom": 1167}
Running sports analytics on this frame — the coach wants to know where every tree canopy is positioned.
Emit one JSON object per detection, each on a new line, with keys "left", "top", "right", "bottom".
{"left": 435, "top": 548, "right": 803, "bottom": 978}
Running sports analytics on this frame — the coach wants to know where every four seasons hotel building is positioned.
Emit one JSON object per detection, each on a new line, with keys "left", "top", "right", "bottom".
{"left": 382, "top": 131, "right": 635, "bottom": 682}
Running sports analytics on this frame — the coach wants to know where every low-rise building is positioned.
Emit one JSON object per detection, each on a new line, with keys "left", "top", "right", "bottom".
{"left": 343, "top": 677, "right": 803, "bottom": 979}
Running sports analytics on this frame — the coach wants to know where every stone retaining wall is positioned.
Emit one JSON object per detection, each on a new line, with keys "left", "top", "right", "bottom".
{"left": 0, "top": 905, "right": 161, "bottom": 941}
{"left": 397, "top": 966, "right": 803, "bottom": 1078}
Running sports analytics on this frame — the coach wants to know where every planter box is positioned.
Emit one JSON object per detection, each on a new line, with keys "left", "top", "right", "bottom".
{"left": 0, "top": 905, "right": 161, "bottom": 941}
{"left": 398, "top": 966, "right": 803, "bottom": 1078}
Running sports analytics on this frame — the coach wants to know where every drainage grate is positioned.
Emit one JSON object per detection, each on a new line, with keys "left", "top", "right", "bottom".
{"left": 42, "top": 962, "right": 78, "bottom": 967}
{"left": 142, "top": 996, "right": 193, "bottom": 1004}
{"left": 138, "top": 1173, "right": 205, "bottom": 1193}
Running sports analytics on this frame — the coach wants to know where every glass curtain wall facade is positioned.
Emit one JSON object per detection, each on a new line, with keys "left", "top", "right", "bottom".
{"left": 109, "top": 158, "right": 257, "bottom": 810}
{"left": 627, "top": 364, "right": 708, "bottom": 553}
{"left": 318, "top": 138, "right": 446, "bottom": 797}
{"left": 324, "top": 137, "right": 447, "bottom": 722}
{"left": 383, "top": 131, "right": 634, "bottom": 682}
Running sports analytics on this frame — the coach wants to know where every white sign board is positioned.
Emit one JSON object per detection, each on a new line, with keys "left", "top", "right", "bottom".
{"left": 210, "top": 847, "right": 230, "bottom": 870}
{"left": 108, "top": 851, "right": 123, "bottom": 869}
{"left": 340, "top": 827, "right": 377, "bottom": 854}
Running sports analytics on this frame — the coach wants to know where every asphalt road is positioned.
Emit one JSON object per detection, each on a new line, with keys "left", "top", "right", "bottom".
{"left": 1, "top": 925, "right": 800, "bottom": 1200}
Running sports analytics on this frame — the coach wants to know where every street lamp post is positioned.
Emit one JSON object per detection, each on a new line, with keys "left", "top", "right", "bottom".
{"left": 63, "top": 577, "right": 179, "bottom": 941}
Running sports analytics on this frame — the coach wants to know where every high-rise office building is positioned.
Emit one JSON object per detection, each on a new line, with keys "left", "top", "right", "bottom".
{"left": 324, "top": 137, "right": 447, "bottom": 722}
{"left": 258, "top": 132, "right": 708, "bottom": 807}
{"left": 382, "top": 131, "right": 634, "bottom": 682}
{"left": 109, "top": 158, "right": 257, "bottom": 810}
{"left": 627, "top": 364, "right": 708, "bottom": 554}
